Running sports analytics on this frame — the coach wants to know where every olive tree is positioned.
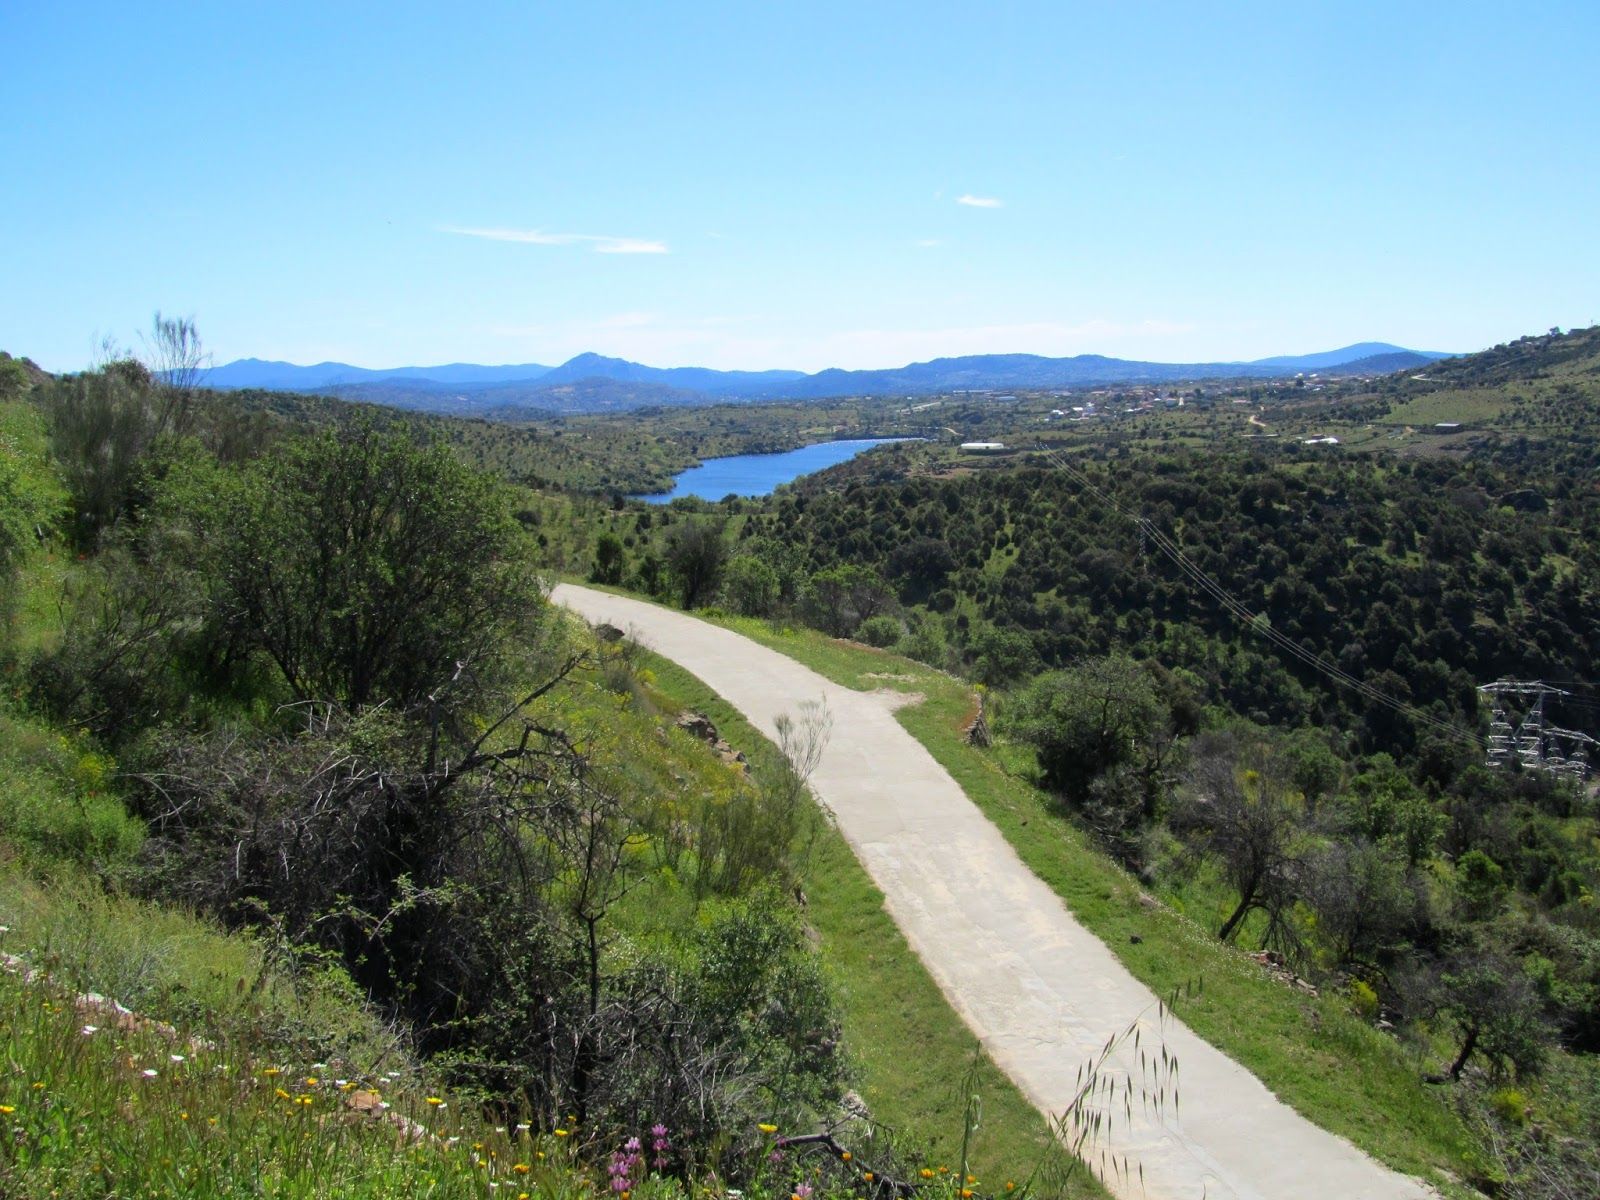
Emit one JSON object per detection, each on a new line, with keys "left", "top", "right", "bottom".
{"left": 193, "top": 417, "right": 543, "bottom": 708}
{"left": 664, "top": 519, "right": 727, "bottom": 609}
{"left": 1008, "top": 655, "right": 1168, "bottom": 799}
{"left": 1174, "top": 732, "right": 1304, "bottom": 945}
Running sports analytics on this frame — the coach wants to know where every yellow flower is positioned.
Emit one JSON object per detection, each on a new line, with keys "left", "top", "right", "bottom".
{"left": 920, "top": 1169, "right": 934, "bottom": 1179}
{"left": 758, "top": 1122, "right": 778, "bottom": 1134}
{"left": 262, "top": 1068, "right": 281, "bottom": 1078}
{"left": 0, "top": 1105, "right": 14, "bottom": 1115}
{"left": 967, "top": 1175, "right": 978, "bottom": 1184}
{"left": 514, "top": 1163, "right": 531, "bottom": 1174}
{"left": 841, "top": 1151, "right": 852, "bottom": 1161}
{"left": 275, "top": 1088, "right": 291, "bottom": 1100}
{"left": 554, "top": 1128, "right": 569, "bottom": 1137}
{"left": 426, "top": 1097, "right": 444, "bottom": 1107}
{"left": 864, "top": 1172, "right": 875, "bottom": 1182}
{"left": 296, "top": 1095, "right": 313, "bottom": 1107}
{"left": 962, "top": 1191, "right": 974, "bottom": 1199}
{"left": 304, "top": 1077, "right": 319, "bottom": 1086}
{"left": 1006, "top": 1183, "right": 1016, "bottom": 1193}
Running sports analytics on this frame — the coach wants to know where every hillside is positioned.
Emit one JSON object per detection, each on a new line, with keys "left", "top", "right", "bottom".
{"left": 1251, "top": 342, "right": 1450, "bottom": 370}
{"left": 1367, "top": 324, "right": 1600, "bottom": 432}
{"left": 204, "top": 357, "right": 555, "bottom": 390}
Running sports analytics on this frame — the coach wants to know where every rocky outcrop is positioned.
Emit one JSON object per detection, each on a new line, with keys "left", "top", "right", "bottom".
{"left": 675, "top": 710, "right": 749, "bottom": 772}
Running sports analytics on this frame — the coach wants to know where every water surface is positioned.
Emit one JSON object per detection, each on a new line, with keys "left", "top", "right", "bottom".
{"left": 636, "top": 438, "right": 908, "bottom": 503}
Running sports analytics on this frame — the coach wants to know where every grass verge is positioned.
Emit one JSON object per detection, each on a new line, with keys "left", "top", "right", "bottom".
{"left": 636, "top": 650, "right": 1104, "bottom": 1199}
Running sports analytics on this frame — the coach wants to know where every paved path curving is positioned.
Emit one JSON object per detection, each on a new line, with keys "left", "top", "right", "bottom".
{"left": 553, "top": 585, "right": 1434, "bottom": 1200}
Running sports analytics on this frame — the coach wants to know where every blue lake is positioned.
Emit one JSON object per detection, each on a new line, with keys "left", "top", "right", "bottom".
{"left": 636, "top": 438, "right": 910, "bottom": 503}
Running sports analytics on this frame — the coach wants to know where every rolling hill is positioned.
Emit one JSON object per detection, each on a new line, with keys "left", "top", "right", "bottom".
{"left": 201, "top": 341, "right": 1457, "bottom": 413}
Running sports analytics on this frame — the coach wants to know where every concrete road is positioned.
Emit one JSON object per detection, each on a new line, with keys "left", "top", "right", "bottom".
{"left": 552, "top": 584, "right": 1435, "bottom": 1200}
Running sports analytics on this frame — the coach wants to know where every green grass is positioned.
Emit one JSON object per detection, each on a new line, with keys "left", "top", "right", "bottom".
{"left": 0, "top": 964, "right": 623, "bottom": 1200}
{"left": 635, "top": 651, "right": 1104, "bottom": 1199}
{"left": 1377, "top": 388, "right": 1514, "bottom": 427}
{"left": 686, "top": 614, "right": 1484, "bottom": 1195}
{"left": 0, "top": 870, "right": 406, "bottom": 1073}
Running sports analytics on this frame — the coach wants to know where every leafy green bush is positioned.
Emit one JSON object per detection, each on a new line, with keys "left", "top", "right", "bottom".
{"left": 0, "top": 711, "right": 142, "bottom": 870}
{"left": 856, "top": 614, "right": 902, "bottom": 648}
{"left": 722, "top": 555, "right": 779, "bottom": 617}
{"left": 168, "top": 417, "right": 544, "bottom": 709}
{"left": 0, "top": 399, "right": 65, "bottom": 619}
{"left": 1349, "top": 977, "right": 1380, "bottom": 1020}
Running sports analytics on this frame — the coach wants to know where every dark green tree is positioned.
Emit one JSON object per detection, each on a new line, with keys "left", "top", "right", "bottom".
{"left": 1436, "top": 956, "right": 1548, "bottom": 1080}
{"left": 722, "top": 555, "right": 779, "bottom": 617}
{"left": 1008, "top": 655, "right": 1167, "bottom": 799}
{"left": 590, "top": 531, "right": 627, "bottom": 585}
{"left": 192, "top": 418, "right": 540, "bottom": 708}
{"left": 664, "top": 520, "right": 727, "bottom": 609}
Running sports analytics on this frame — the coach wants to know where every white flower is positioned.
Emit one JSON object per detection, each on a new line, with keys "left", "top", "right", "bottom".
{"left": 81, "top": 1025, "right": 98, "bottom": 1036}
{"left": 170, "top": 1054, "right": 185, "bottom": 1063}
{"left": 142, "top": 1068, "right": 159, "bottom": 1078}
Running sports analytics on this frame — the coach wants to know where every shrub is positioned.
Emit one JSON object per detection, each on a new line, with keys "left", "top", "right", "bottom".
{"left": 177, "top": 418, "right": 545, "bottom": 709}
{"left": 723, "top": 555, "right": 779, "bottom": 617}
{"left": 1349, "top": 977, "right": 1380, "bottom": 1020}
{"left": 1489, "top": 1088, "right": 1529, "bottom": 1126}
{"left": 857, "top": 613, "right": 903, "bottom": 648}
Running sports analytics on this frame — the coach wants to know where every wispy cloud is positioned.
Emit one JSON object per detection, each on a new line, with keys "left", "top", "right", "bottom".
{"left": 441, "top": 226, "right": 669, "bottom": 254}
{"left": 956, "top": 194, "right": 1003, "bottom": 209}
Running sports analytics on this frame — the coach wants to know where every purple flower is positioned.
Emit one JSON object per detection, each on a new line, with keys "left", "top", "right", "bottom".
{"left": 609, "top": 1142, "right": 644, "bottom": 1194}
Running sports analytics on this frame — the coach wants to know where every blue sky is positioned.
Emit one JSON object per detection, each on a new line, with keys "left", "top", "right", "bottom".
{"left": 4, "top": 1, "right": 1598, "bottom": 373}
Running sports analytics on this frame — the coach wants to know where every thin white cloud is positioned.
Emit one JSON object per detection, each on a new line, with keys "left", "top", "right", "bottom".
{"left": 441, "top": 226, "right": 669, "bottom": 254}
{"left": 956, "top": 194, "right": 1003, "bottom": 209}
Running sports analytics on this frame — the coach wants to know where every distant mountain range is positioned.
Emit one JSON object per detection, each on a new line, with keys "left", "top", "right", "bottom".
{"left": 204, "top": 342, "right": 1454, "bottom": 414}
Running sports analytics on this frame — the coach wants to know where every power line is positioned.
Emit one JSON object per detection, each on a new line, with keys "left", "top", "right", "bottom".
{"left": 1032, "top": 443, "right": 1483, "bottom": 748}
